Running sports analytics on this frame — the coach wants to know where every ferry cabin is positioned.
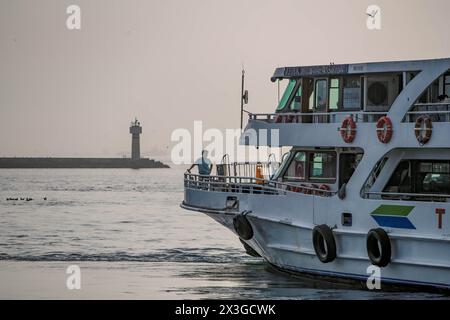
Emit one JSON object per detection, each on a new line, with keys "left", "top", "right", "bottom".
{"left": 182, "top": 58, "right": 450, "bottom": 290}
{"left": 243, "top": 59, "right": 450, "bottom": 202}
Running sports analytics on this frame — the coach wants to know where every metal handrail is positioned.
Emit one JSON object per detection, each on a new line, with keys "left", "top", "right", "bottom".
{"left": 247, "top": 111, "right": 387, "bottom": 124}
{"left": 246, "top": 102, "right": 450, "bottom": 124}
{"left": 248, "top": 111, "right": 388, "bottom": 117}
{"left": 406, "top": 110, "right": 450, "bottom": 114}
{"left": 184, "top": 173, "right": 335, "bottom": 196}
{"left": 365, "top": 191, "right": 450, "bottom": 200}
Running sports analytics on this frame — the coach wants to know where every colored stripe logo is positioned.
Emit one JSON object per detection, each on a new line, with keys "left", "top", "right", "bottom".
{"left": 370, "top": 205, "right": 416, "bottom": 229}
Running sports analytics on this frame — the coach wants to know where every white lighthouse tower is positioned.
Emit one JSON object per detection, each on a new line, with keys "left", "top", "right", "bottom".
{"left": 129, "top": 118, "right": 142, "bottom": 160}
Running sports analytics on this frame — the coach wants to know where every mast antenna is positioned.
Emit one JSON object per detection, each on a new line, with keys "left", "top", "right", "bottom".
{"left": 240, "top": 65, "right": 248, "bottom": 131}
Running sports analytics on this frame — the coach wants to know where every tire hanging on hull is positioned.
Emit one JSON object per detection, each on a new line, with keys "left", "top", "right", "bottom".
{"left": 312, "top": 224, "right": 337, "bottom": 263}
{"left": 233, "top": 211, "right": 253, "bottom": 240}
{"left": 366, "top": 228, "right": 391, "bottom": 267}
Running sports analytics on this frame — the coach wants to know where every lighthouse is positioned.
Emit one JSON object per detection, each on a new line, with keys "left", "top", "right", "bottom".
{"left": 129, "top": 118, "right": 142, "bottom": 160}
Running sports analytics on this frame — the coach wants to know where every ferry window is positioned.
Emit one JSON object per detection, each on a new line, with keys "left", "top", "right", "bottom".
{"left": 283, "top": 151, "right": 306, "bottom": 181}
{"left": 276, "top": 80, "right": 296, "bottom": 112}
{"left": 383, "top": 160, "right": 412, "bottom": 193}
{"left": 309, "top": 152, "right": 336, "bottom": 181}
{"left": 339, "top": 153, "right": 363, "bottom": 188}
{"left": 415, "top": 161, "right": 450, "bottom": 194}
{"left": 315, "top": 79, "right": 327, "bottom": 109}
{"left": 343, "top": 77, "right": 361, "bottom": 109}
{"left": 290, "top": 83, "right": 302, "bottom": 111}
{"left": 329, "top": 78, "right": 340, "bottom": 110}
{"left": 272, "top": 151, "right": 291, "bottom": 180}
{"left": 384, "top": 160, "right": 450, "bottom": 195}
{"left": 445, "top": 74, "right": 450, "bottom": 97}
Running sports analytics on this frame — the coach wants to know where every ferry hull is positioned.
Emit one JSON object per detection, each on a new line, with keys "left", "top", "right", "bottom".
{"left": 182, "top": 188, "right": 450, "bottom": 291}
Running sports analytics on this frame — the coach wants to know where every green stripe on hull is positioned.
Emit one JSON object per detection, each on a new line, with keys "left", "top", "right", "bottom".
{"left": 371, "top": 205, "right": 414, "bottom": 217}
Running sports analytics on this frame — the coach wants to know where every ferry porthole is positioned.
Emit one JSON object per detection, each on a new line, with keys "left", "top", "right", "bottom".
{"left": 376, "top": 116, "right": 393, "bottom": 144}
{"left": 366, "top": 228, "right": 391, "bottom": 267}
{"left": 312, "top": 225, "right": 337, "bottom": 263}
{"left": 414, "top": 115, "right": 433, "bottom": 145}
{"left": 233, "top": 214, "right": 253, "bottom": 240}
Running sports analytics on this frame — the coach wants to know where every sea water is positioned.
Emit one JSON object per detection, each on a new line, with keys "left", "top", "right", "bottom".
{"left": 0, "top": 168, "right": 447, "bottom": 299}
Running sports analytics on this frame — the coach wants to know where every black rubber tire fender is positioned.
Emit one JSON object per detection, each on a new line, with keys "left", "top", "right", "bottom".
{"left": 312, "top": 224, "right": 337, "bottom": 263}
{"left": 233, "top": 214, "right": 253, "bottom": 240}
{"left": 366, "top": 228, "right": 391, "bottom": 267}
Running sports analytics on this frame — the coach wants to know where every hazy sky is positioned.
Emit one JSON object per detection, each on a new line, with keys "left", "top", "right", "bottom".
{"left": 1, "top": 0, "right": 449, "bottom": 159}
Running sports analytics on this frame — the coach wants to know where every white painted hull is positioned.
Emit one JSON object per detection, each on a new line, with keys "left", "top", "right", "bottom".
{"left": 182, "top": 188, "right": 450, "bottom": 290}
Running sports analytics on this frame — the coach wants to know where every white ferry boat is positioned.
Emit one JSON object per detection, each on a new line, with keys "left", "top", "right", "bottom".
{"left": 181, "top": 58, "right": 450, "bottom": 290}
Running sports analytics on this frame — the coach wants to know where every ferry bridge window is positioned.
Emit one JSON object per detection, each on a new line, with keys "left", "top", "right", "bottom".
{"left": 343, "top": 77, "right": 361, "bottom": 109}
{"left": 384, "top": 160, "right": 450, "bottom": 195}
{"left": 329, "top": 78, "right": 340, "bottom": 110}
{"left": 290, "top": 83, "right": 302, "bottom": 111}
{"left": 315, "top": 79, "right": 327, "bottom": 109}
{"left": 445, "top": 74, "right": 450, "bottom": 97}
{"left": 283, "top": 151, "right": 306, "bottom": 181}
{"left": 309, "top": 152, "right": 337, "bottom": 181}
{"left": 276, "top": 79, "right": 296, "bottom": 112}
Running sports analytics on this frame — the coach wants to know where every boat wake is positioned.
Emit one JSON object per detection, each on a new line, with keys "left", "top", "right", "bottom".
{"left": 0, "top": 247, "right": 255, "bottom": 264}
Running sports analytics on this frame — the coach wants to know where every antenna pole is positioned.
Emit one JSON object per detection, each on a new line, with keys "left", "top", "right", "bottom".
{"left": 240, "top": 68, "right": 245, "bottom": 131}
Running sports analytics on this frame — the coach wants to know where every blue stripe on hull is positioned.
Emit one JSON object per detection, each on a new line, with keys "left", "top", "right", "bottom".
{"left": 372, "top": 215, "right": 416, "bottom": 229}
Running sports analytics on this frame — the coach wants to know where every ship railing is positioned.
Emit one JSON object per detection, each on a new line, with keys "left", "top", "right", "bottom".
{"left": 216, "top": 161, "right": 280, "bottom": 180}
{"left": 365, "top": 191, "right": 450, "bottom": 202}
{"left": 184, "top": 173, "right": 336, "bottom": 197}
{"left": 404, "top": 102, "right": 450, "bottom": 122}
{"left": 247, "top": 111, "right": 387, "bottom": 124}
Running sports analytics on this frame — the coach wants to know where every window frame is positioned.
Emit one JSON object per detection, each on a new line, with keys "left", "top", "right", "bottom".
{"left": 281, "top": 150, "right": 337, "bottom": 183}
{"left": 314, "top": 78, "right": 328, "bottom": 110}
{"left": 383, "top": 159, "right": 450, "bottom": 195}
{"left": 308, "top": 151, "right": 338, "bottom": 183}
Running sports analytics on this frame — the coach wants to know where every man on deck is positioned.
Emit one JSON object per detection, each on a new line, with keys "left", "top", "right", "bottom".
{"left": 187, "top": 150, "right": 213, "bottom": 175}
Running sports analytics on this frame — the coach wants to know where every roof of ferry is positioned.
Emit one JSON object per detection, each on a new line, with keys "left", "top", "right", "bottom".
{"left": 270, "top": 57, "right": 450, "bottom": 82}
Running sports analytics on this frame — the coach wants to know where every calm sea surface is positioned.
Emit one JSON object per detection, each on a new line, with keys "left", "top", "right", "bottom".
{"left": 0, "top": 168, "right": 448, "bottom": 299}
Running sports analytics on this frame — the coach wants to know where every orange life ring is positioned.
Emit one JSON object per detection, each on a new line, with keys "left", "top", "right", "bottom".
{"left": 376, "top": 116, "right": 393, "bottom": 144}
{"left": 340, "top": 117, "right": 357, "bottom": 143}
{"left": 414, "top": 115, "right": 433, "bottom": 145}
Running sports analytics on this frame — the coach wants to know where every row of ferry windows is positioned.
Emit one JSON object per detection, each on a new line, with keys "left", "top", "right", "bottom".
{"left": 280, "top": 151, "right": 450, "bottom": 196}
{"left": 277, "top": 71, "right": 450, "bottom": 113}
{"left": 277, "top": 76, "right": 367, "bottom": 112}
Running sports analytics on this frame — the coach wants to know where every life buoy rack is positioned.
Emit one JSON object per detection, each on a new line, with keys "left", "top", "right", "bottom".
{"left": 301, "top": 183, "right": 312, "bottom": 195}
{"left": 414, "top": 115, "right": 433, "bottom": 145}
{"left": 287, "top": 185, "right": 301, "bottom": 193}
{"left": 376, "top": 116, "right": 393, "bottom": 143}
{"left": 319, "top": 184, "right": 330, "bottom": 196}
{"left": 275, "top": 114, "right": 296, "bottom": 123}
{"left": 312, "top": 224, "right": 336, "bottom": 263}
{"left": 340, "top": 117, "right": 357, "bottom": 143}
{"left": 233, "top": 211, "right": 253, "bottom": 240}
{"left": 366, "top": 228, "right": 391, "bottom": 267}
